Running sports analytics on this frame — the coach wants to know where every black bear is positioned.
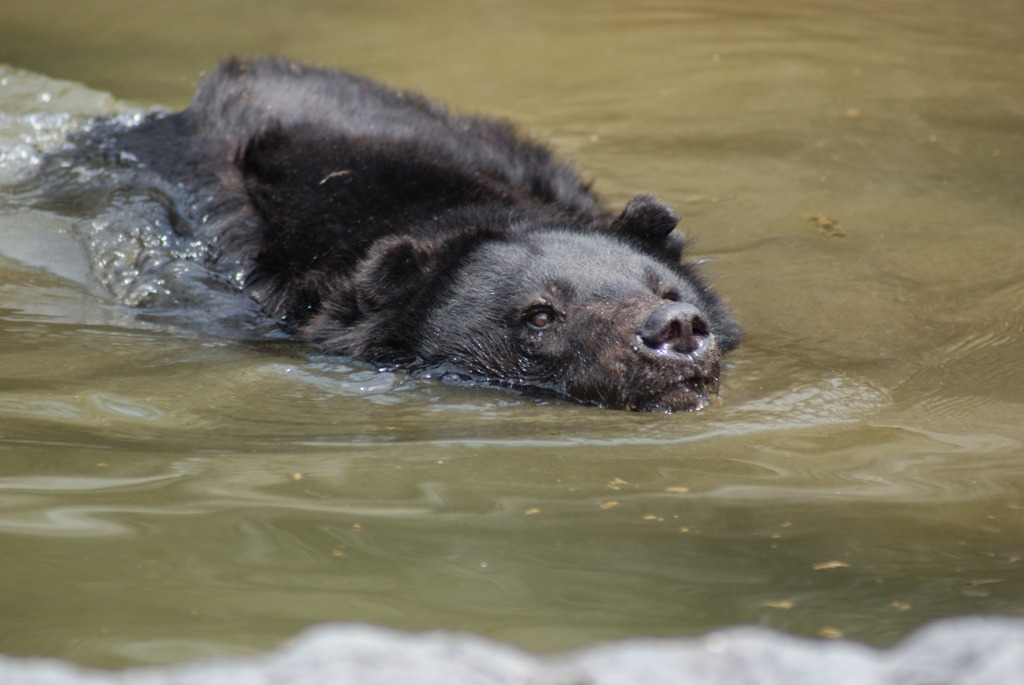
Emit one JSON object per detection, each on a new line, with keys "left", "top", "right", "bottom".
{"left": 69, "top": 57, "right": 740, "bottom": 412}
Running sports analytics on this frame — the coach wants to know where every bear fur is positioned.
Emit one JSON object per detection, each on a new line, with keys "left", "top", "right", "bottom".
{"left": 80, "top": 57, "right": 740, "bottom": 411}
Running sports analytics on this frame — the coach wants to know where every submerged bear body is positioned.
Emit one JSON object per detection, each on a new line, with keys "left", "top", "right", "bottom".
{"left": 66, "top": 57, "right": 740, "bottom": 411}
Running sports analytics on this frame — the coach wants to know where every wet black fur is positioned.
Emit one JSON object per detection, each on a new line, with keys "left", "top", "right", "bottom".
{"left": 76, "top": 57, "right": 741, "bottom": 411}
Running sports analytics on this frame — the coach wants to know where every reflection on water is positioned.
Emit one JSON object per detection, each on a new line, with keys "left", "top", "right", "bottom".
{"left": 1, "top": 0, "right": 1023, "bottom": 668}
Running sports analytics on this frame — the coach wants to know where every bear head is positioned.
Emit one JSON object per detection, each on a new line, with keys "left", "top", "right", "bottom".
{"left": 304, "top": 199, "right": 739, "bottom": 412}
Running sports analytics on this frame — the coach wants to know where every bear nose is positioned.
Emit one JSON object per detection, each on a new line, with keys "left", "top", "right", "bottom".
{"left": 639, "top": 303, "right": 711, "bottom": 355}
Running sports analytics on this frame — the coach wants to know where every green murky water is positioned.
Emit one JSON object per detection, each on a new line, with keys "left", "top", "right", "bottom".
{"left": 0, "top": 0, "right": 1022, "bottom": 668}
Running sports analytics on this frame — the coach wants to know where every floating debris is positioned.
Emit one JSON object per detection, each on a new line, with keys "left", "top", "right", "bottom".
{"left": 807, "top": 213, "right": 849, "bottom": 238}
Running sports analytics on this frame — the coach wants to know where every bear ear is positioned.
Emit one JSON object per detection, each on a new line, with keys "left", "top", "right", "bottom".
{"left": 355, "top": 235, "right": 440, "bottom": 312}
{"left": 608, "top": 194, "right": 686, "bottom": 262}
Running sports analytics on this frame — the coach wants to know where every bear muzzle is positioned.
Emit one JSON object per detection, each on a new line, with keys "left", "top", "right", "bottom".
{"left": 561, "top": 299, "right": 724, "bottom": 412}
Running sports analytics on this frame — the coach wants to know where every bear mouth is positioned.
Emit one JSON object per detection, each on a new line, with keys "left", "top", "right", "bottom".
{"left": 627, "top": 377, "right": 719, "bottom": 413}
{"left": 411, "top": 362, "right": 719, "bottom": 413}
{"left": 567, "top": 362, "right": 722, "bottom": 413}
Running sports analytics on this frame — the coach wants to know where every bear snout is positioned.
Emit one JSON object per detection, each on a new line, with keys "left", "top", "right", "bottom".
{"left": 560, "top": 298, "right": 724, "bottom": 412}
{"left": 638, "top": 302, "right": 712, "bottom": 357}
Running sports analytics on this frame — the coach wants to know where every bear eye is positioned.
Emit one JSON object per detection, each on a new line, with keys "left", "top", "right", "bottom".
{"left": 660, "top": 287, "right": 681, "bottom": 302}
{"left": 525, "top": 307, "right": 557, "bottom": 330}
